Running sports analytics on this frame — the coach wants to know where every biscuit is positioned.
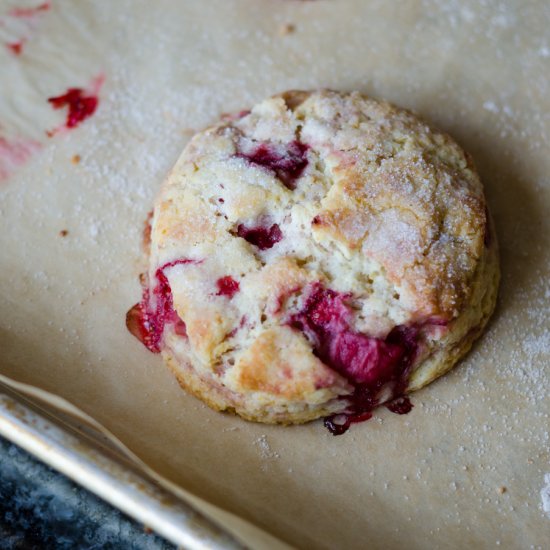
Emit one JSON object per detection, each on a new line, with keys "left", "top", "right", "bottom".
{"left": 127, "top": 90, "right": 499, "bottom": 433}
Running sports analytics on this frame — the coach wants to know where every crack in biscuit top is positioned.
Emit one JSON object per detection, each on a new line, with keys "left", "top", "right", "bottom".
{"left": 235, "top": 140, "right": 309, "bottom": 190}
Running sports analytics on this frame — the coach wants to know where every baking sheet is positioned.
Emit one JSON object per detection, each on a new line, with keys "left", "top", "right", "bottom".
{"left": 0, "top": 375, "right": 285, "bottom": 549}
{"left": 1, "top": 1, "right": 549, "bottom": 548}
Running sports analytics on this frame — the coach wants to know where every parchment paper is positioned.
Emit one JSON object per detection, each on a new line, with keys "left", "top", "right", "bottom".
{"left": 1, "top": 1, "right": 548, "bottom": 548}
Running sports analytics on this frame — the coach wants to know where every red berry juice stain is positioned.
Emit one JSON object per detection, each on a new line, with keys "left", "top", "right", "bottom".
{"left": 8, "top": 2, "right": 50, "bottom": 18}
{"left": 237, "top": 222, "right": 282, "bottom": 250}
{"left": 237, "top": 140, "right": 309, "bottom": 190}
{"left": 126, "top": 259, "right": 199, "bottom": 353}
{"left": 288, "top": 283, "right": 419, "bottom": 435}
{"left": 2, "top": 2, "right": 50, "bottom": 57}
{"left": 6, "top": 40, "right": 25, "bottom": 55}
{"left": 47, "top": 74, "right": 104, "bottom": 136}
{"left": 0, "top": 136, "right": 41, "bottom": 182}
{"left": 216, "top": 276, "right": 240, "bottom": 298}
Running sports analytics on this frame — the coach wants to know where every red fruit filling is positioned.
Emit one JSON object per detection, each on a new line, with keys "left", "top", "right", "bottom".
{"left": 237, "top": 140, "right": 309, "bottom": 190}
{"left": 216, "top": 276, "right": 240, "bottom": 298}
{"left": 288, "top": 283, "right": 419, "bottom": 435}
{"left": 237, "top": 223, "right": 282, "bottom": 250}
{"left": 126, "top": 259, "right": 197, "bottom": 353}
{"left": 386, "top": 395, "right": 414, "bottom": 415}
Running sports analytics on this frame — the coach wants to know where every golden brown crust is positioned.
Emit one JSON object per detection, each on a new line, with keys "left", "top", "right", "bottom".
{"left": 408, "top": 211, "right": 500, "bottom": 391}
{"left": 164, "top": 352, "right": 349, "bottom": 425}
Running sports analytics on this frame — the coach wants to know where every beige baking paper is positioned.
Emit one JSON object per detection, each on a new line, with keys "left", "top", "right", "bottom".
{"left": 1, "top": 1, "right": 549, "bottom": 548}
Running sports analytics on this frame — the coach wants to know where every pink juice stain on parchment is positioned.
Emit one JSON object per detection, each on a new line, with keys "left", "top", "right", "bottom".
{"left": 47, "top": 74, "right": 105, "bottom": 136}
{"left": 1, "top": 5, "right": 104, "bottom": 180}
{"left": 8, "top": 2, "right": 51, "bottom": 18}
{"left": 0, "top": 72, "right": 104, "bottom": 182}
{"left": 6, "top": 39, "right": 25, "bottom": 55}
{"left": 0, "top": 136, "right": 41, "bottom": 182}
{"left": 2, "top": 1, "right": 51, "bottom": 55}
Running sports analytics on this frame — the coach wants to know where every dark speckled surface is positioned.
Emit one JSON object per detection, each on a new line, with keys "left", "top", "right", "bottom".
{"left": 0, "top": 436, "right": 176, "bottom": 550}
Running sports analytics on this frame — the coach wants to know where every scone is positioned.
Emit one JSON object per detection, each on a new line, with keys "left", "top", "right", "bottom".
{"left": 127, "top": 90, "right": 499, "bottom": 434}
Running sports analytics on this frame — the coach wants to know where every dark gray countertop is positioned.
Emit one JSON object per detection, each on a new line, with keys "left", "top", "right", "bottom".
{"left": 0, "top": 436, "right": 176, "bottom": 549}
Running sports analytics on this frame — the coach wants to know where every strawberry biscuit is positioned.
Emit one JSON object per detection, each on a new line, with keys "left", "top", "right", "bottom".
{"left": 127, "top": 90, "right": 499, "bottom": 434}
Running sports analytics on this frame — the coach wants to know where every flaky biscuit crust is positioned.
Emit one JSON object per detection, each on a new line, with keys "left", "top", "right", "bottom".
{"left": 147, "top": 90, "right": 499, "bottom": 424}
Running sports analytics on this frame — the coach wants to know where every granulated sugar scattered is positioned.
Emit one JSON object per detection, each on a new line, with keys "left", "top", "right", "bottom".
{"left": 254, "top": 435, "right": 280, "bottom": 461}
